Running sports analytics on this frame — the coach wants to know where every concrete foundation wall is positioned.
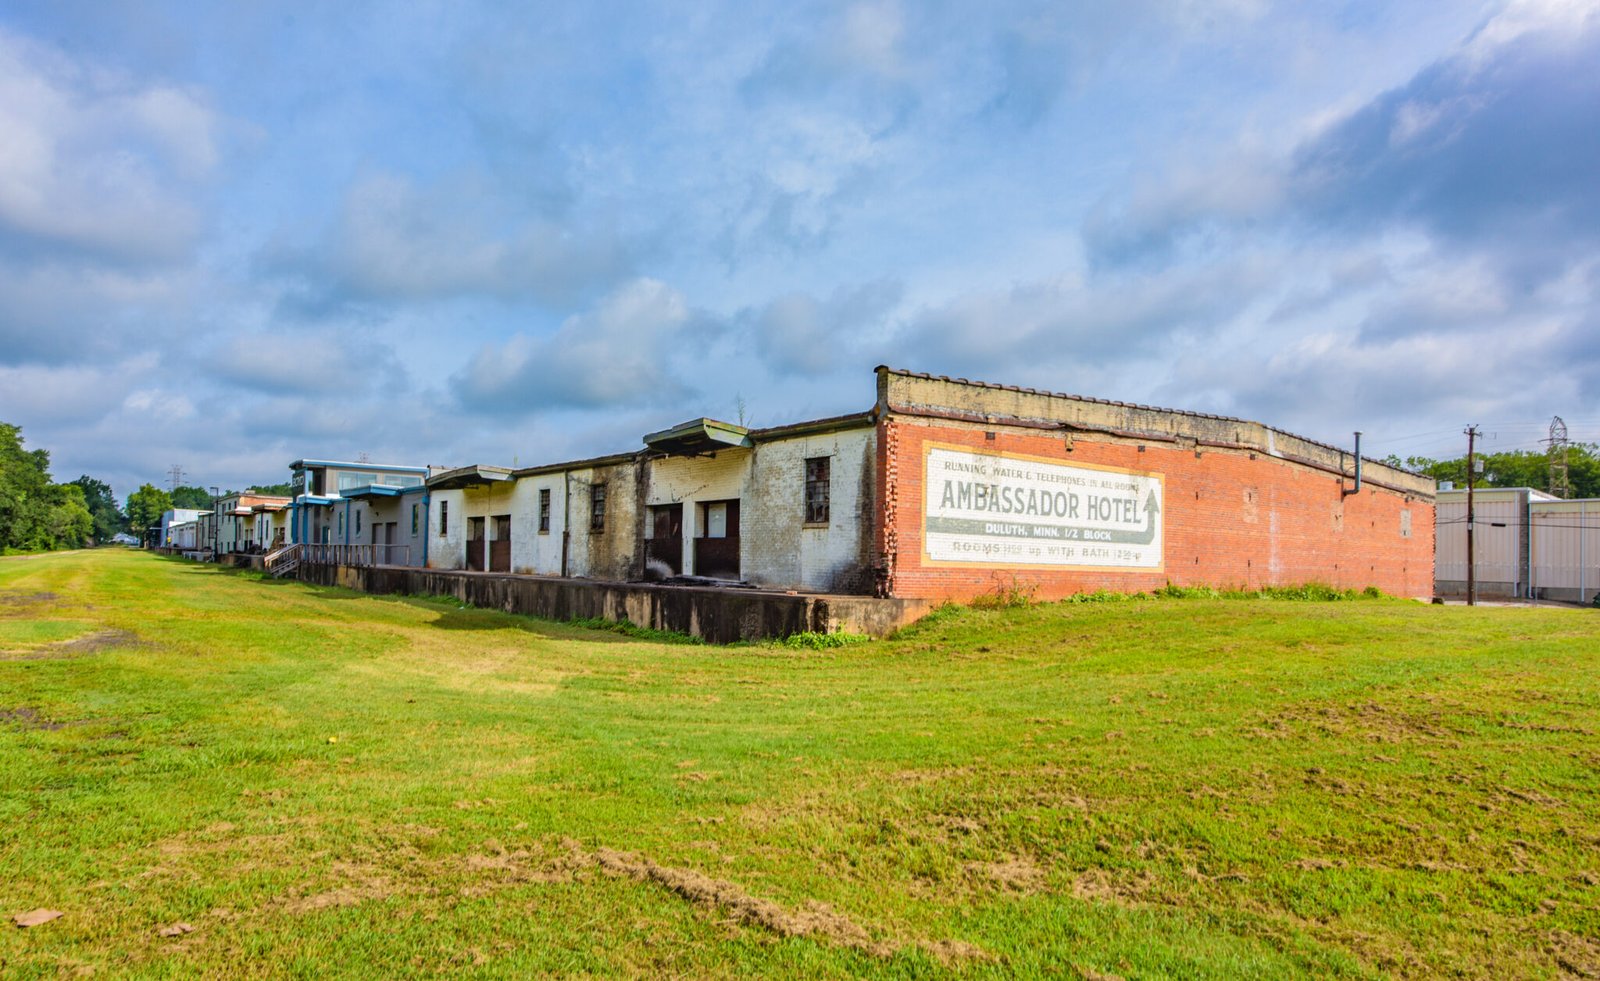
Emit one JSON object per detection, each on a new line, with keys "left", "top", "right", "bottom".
{"left": 296, "top": 564, "right": 930, "bottom": 642}
{"left": 1433, "top": 579, "right": 1521, "bottom": 600}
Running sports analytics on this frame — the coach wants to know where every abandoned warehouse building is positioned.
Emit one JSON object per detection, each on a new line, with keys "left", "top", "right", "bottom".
{"left": 419, "top": 366, "right": 1436, "bottom": 604}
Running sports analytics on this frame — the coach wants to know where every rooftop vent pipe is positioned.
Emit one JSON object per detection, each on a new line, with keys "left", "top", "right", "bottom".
{"left": 1342, "top": 432, "right": 1363, "bottom": 497}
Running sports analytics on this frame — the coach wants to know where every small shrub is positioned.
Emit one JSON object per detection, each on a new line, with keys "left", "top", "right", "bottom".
{"left": 1153, "top": 582, "right": 1386, "bottom": 601}
{"left": 1061, "top": 589, "right": 1148, "bottom": 604}
{"left": 971, "top": 575, "right": 1038, "bottom": 610}
{"left": 781, "top": 631, "right": 871, "bottom": 650}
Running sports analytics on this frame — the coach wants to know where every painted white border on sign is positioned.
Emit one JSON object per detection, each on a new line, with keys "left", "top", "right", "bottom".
{"left": 923, "top": 446, "right": 1164, "bottom": 568}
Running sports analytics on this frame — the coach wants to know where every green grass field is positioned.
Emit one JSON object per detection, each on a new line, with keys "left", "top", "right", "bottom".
{"left": 2, "top": 550, "right": 1597, "bottom": 978}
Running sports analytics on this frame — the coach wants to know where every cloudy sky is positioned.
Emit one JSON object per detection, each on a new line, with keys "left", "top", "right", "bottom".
{"left": 1, "top": 0, "right": 1597, "bottom": 498}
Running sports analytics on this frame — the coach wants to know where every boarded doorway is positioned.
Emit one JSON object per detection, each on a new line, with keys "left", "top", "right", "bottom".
{"left": 467, "top": 516, "right": 486, "bottom": 571}
{"left": 645, "top": 503, "right": 683, "bottom": 578}
{"left": 694, "top": 499, "right": 740, "bottom": 580}
{"left": 490, "top": 514, "right": 511, "bottom": 572}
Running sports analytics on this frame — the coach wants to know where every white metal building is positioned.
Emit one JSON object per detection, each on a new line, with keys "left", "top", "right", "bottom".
{"left": 1435, "top": 488, "right": 1600, "bottom": 602}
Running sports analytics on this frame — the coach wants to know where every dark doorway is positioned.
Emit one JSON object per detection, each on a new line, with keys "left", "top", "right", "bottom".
{"left": 645, "top": 503, "right": 683, "bottom": 578}
{"left": 467, "top": 516, "right": 486, "bottom": 571}
{"left": 694, "top": 499, "right": 740, "bottom": 580}
{"left": 490, "top": 514, "right": 511, "bottom": 572}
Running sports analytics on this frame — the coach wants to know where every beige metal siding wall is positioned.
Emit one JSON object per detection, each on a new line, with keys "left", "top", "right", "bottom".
{"left": 1530, "top": 500, "right": 1600, "bottom": 602}
{"left": 1435, "top": 490, "right": 1527, "bottom": 595}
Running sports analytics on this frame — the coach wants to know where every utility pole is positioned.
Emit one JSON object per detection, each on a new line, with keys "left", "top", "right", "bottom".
{"left": 1465, "top": 425, "right": 1478, "bottom": 607}
{"left": 167, "top": 464, "right": 187, "bottom": 492}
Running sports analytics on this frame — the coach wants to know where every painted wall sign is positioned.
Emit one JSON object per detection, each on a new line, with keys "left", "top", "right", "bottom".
{"left": 924, "top": 446, "right": 1164, "bottom": 568}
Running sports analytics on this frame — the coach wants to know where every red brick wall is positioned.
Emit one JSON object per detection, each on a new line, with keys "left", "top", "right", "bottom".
{"left": 877, "top": 416, "right": 1436, "bottom": 602}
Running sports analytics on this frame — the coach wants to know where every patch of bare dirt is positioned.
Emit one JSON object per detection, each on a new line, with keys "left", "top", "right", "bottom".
{"left": 59, "top": 628, "right": 138, "bottom": 653}
{"left": 0, "top": 628, "right": 139, "bottom": 661}
{"left": 967, "top": 855, "right": 1046, "bottom": 893}
{"left": 1501, "top": 720, "right": 1595, "bottom": 735}
{"left": 589, "top": 843, "right": 885, "bottom": 953}
{"left": 1547, "top": 930, "right": 1600, "bottom": 979}
{"left": 569, "top": 840, "right": 989, "bottom": 962}
{"left": 0, "top": 706, "right": 66, "bottom": 731}
{"left": 1253, "top": 701, "right": 1470, "bottom": 745}
{"left": 1497, "top": 785, "right": 1565, "bottom": 808}
{"left": 1069, "top": 868, "right": 1157, "bottom": 906}
{"left": 889, "top": 765, "right": 977, "bottom": 784}
{"left": 0, "top": 591, "right": 58, "bottom": 608}
{"left": 277, "top": 862, "right": 404, "bottom": 914}
{"left": 1288, "top": 857, "right": 1347, "bottom": 871}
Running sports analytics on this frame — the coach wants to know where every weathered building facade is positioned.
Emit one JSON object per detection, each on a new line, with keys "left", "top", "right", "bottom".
{"left": 337, "top": 483, "right": 429, "bottom": 567}
{"left": 214, "top": 494, "right": 291, "bottom": 554}
{"left": 287, "top": 459, "right": 428, "bottom": 547}
{"left": 873, "top": 369, "right": 1434, "bottom": 601}
{"left": 421, "top": 367, "right": 1435, "bottom": 601}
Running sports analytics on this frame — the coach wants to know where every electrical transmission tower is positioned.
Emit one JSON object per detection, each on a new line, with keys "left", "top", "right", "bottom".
{"left": 167, "top": 464, "right": 187, "bottom": 492}
{"left": 1545, "top": 416, "right": 1570, "bottom": 499}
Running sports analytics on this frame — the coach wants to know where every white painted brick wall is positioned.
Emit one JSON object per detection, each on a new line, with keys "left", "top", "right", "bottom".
{"left": 511, "top": 476, "right": 569, "bottom": 575}
{"left": 429, "top": 489, "right": 466, "bottom": 569}
{"left": 745, "top": 428, "right": 875, "bottom": 592}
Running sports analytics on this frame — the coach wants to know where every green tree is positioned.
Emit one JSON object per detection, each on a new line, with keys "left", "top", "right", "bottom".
{"left": 125, "top": 484, "right": 174, "bottom": 538}
{"left": 171, "top": 485, "right": 214, "bottom": 510}
{"left": 247, "top": 482, "right": 293, "bottom": 497}
{"left": 69, "top": 475, "right": 124, "bottom": 543}
{"left": 42, "top": 484, "right": 93, "bottom": 549}
{"left": 0, "top": 423, "right": 101, "bottom": 551}
{"left": 0, "top": 422, "right": 54, "bottom": 551}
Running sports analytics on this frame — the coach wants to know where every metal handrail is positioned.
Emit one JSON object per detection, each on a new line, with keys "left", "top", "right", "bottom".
{"left": 263, "top": 543, "right": 300, "bottom": 570}
{"left": 299, "top": 543, "right": 412, "bottom": 568}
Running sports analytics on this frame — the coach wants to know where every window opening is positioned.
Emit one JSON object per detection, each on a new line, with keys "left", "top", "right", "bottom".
{"left": 805, "top": 457, "right": 831, "bottom": 524}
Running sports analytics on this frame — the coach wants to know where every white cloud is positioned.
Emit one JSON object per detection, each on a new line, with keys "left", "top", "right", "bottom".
{"left": 751, "top": 278, "right": 902, "bottom": 376}
{"left": 454, "top": 278, "right": 717, "bottom": 411}
{"left": 205, "top": 330, "right": 405, "bottom": 397}
{"left": 297, "top": 170, "right": 631, "bottom": 305}
{"left": 122, "top": 388, "right": 196, "bottom": 423}
{"left": 839, "top": 2, "right": 907, "bottom": 77}
{"left": 0, "top": 29, "right": 217, "bottom": 263}
{"left": 1465, "top": 0, "right": 1600, "bottom": 64}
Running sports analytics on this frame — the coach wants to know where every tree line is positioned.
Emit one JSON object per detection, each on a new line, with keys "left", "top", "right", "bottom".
{"left": 1, "top": 423, "right": 97, "bottom": 551}
{"left": 1, "top": 421, "right": 293, "bottom": 552}
{"left": 1388, "top": 444, "right": 1600, "bottom": 498}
